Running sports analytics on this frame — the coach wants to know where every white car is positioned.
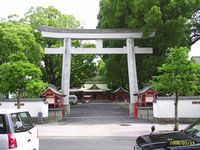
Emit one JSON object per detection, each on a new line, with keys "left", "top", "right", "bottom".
{"left": 69, "top": 95, "right": 78, "bottom": 105}
{"left": 0, "top": 109, "right": 39, "bottom": 150}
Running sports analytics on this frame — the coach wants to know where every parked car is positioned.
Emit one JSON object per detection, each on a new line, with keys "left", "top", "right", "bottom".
{"left": 0, "top": 108, "right": 39, "bottom": 150}
{"left": 69, "top": 95, "right": 78, "bottom": 105}
{"left": 134, "top": 119, "right": 200, "bottom": 150}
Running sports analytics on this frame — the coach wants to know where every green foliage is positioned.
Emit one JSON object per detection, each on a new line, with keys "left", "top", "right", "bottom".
{"left": 98, "top": 59, "right": 106, "bottom": 80}
{"left": 21, "top": 6, "right": 80, "bottom": 29}
{"left": 0, "top": 52, "right": 47, "bottom": 98}
{"left": 98, "top": 0, "right": 131, "bottom": 28}
{"left": 136, "top": 54, "right": 164, "bottom": 88}
{"left": 0, "top": 22, "right": 43, "bottom": 65}
{"left": 70, "top": 42, "right": 97, "bottom": 87}
{"left": 71, "top": 54, "right": 97, "bottom": 87}
{"left": 101, "top": 54, "right": 129, "bottom": 89}
{"left": 98, "top": 0, "right": 200, "bottom": 88}
{"left": 25, "top": 80, "right": 47, "bottom": 98}
{"left": 0, "top": 20, "right": 45, "bottom": 98}
{"left": 151, "top": 47, "right": 200, "bottom": 95}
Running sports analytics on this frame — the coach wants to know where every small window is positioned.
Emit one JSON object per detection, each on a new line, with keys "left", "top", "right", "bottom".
{"left": 11, "top": 112, "right": 33, "bottom": 133}
{"left": 0, "top": 115, "right": 7, "bottom": 134}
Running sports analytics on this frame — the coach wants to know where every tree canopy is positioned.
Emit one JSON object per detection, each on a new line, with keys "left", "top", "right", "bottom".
{"left": 97, "top": 0, "right": 200, "bottom": 89}
{"left": 0, "top": 21, "right": 43, "bottom": 65}
{"left": 191, "top": 10, "right": 200, "bottom": 44}
{"left": 0, "top": 52, "right": 47, "bottom": 98}
{"left": 151, "top": 47, "right": 200, "bottom": 95}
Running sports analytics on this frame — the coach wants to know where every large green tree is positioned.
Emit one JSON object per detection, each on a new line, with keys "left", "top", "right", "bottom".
{"left": 151, "top": 47, "right": 200, "bottom": 130}
{"left": 21, "top": 6, "right": 97, "bottom": 87}
{"left": 101, "top": 54, "right": 129, "bottom": 89}
{"left": 0, "top": 21, "right": 43, "bottom": 65}
{"left": 97, "top": 0, "right": 200, "bottom": 89}
{"left": 0, "top": 52, "right": 47, "bottom": 107}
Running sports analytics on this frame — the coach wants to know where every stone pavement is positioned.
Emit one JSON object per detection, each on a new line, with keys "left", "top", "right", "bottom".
{"left": 37, "top": 122, "right": 188, "bottom": 138}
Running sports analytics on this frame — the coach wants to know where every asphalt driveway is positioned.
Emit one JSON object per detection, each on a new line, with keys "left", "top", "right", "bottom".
{"left": 37, "top": 103, "right": 188, "bottom": 137}
{"left": 61, "top": 103, "right": 151, "bottom": 125}
{"left": 71, "top": 103, "right": 129, "bottom": 117}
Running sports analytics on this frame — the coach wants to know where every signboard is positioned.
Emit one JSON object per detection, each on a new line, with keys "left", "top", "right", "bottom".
{"left": 192, "top": 101, "right": 200, "bottom": 104}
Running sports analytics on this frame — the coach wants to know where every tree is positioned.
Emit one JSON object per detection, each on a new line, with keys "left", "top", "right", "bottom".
{"left": 0, "top": 21, "right": 43, "bottom": 65}
{"left": 97, "top": 0, "right": 200, "bottom": 88}
{"left": 98, "top": 59, "right": 106, "bottom": 80}
{"left": 21, "top": 6, "right": 97, "bottom": 87}
{"left": 0, "top": 52, "right": 47, "bottom": 108}
{"left": 151, "top": 47, "right": 200, "bottom": 130}
{"left": 103, "top": 55, "right": 129, "bottom": 89}
{"left": 191, "top": 10, "right": 200, "bottom": 45}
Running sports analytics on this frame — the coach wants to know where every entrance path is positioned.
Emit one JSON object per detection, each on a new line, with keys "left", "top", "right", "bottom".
{"left": 37, "top": 103, "right": 188, "bottom": 137}
{"left": 63, "top": 103, "right": 150, "bottom": 125}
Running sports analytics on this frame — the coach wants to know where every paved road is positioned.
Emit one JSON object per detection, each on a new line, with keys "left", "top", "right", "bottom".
{"left": 71, "top": 103, "right": 130, "bottom": 117}
{"left": 40, "top": 137, "right": 136, "bottom": 150}
{"left": 38, "top": 103, "right": 188, "bottom": 149}
{"left": 62, "top": 103, "right": 150, "bottom": 125}
{"left": 38, "top": 103, "right": 188, "bottom": 137}
{"left": 39, "top": 103, "right": 138, "bottom": 150}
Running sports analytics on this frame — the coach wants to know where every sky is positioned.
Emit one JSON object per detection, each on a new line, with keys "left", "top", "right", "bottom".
{"left": 0, "top": 0, "right": 199, "bottom": 56}
{"left": 0, "top": 0, "right": 100, "bottom": 29}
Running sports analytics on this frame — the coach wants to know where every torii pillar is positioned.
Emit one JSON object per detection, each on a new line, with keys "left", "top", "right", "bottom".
{"left": 62, "top": 38, "right": 71, "bottom": 116}
{"left": 38, "top": 25, "right": 154, "bottom": 117}
{"left": 127, "top": 38, "right": 138, "bottom": 116}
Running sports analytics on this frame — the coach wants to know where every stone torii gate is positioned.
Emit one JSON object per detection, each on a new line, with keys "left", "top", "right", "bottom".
{"left": 38, "top": 25, "right": 153, "bottom": 117}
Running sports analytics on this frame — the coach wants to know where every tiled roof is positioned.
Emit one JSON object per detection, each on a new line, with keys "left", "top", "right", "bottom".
{"left": 41, "top": 87, "right": 62, "bottom": 96}
{"left": 81, "top": 83, "right": 111, "bottom": 91}
{"left": 113, "top": 87, "right": 129, "bottom": 93}
{"left": 137, "top": 86, "right": 157, "bottom": 95}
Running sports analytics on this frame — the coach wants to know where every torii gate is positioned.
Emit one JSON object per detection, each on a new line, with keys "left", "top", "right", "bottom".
{"left": 38, "top": 25, "right": 153, "bottom": 117}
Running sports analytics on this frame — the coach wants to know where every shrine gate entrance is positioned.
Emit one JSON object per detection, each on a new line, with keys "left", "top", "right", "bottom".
{"left": 38, "top": 25, "right": 153, "bottom": 117}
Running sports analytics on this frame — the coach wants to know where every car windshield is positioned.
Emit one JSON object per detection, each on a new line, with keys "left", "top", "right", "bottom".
{"left": 184, "top": 119, "right": 200, "bottom": 138}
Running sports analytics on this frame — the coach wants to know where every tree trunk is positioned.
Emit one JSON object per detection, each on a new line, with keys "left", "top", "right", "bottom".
{"left": 17, "top": 98, "right": 20, "bottom": 109}
{"left": 17, "top": 90, "right": 23, "bottom": 109}
{"left": 174, "top": 92, "right": 179, "bottom": 131}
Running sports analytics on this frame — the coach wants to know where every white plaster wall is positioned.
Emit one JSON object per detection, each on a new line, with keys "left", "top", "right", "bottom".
{"left": 153, "top": 98, "right": 200, "bottom": 118}
{"left": 0, "top": 101, "right": 48, "bottom": 117}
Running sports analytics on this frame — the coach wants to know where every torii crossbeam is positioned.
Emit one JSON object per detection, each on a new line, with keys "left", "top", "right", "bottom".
{"left": 38, "top": 25, "right": 154, "bottom": 117}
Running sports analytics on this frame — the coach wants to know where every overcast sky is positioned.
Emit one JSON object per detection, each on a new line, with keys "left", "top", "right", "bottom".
{"left": 0, "top": 0, "right": 199, "bottom": 56}
{"left": 0, "top": 0, "right": 100, "bottom": 28}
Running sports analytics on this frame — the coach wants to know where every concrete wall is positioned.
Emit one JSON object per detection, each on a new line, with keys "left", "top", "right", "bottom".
{"left": 153, "top": 96, "right": 200, "bottom": 119}
{"left": 0, "top": 99, "right": 48, "bottom": 118}
{"left": 48, "top": 108, "right": 63, "bottom": 123}
{"left": 137, "top": 107, "right": 153, "bottom": 121}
